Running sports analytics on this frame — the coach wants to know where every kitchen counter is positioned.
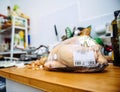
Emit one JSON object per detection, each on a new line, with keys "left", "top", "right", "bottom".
{"left": 0, "top": 63, "right": 120, "bottom": 92}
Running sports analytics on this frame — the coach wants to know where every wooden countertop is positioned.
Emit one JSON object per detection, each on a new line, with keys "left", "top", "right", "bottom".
{"left": 0, "top": 63, "right": 120, "bottom": 92}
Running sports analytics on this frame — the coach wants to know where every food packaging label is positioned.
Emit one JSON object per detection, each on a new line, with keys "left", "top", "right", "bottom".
{"left": 73, "top": 50, "right": 96, "bottom": 66}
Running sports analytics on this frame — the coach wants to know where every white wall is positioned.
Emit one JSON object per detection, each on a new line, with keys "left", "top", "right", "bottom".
{"left": 9, "top": 0, "right": 79, "bottom": 46}
{"left": 78, "top": 0, "right": 120, "bottom": 26}
{"left": 1, "top": 0, "right": 120, "bottom": 47}
{"left": 0, "top": 0, "right": 11, "bottom": 15}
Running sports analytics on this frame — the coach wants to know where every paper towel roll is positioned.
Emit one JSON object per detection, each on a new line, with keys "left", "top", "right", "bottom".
{"left": 94, "top": 25, "right": 106, "bottom": 34}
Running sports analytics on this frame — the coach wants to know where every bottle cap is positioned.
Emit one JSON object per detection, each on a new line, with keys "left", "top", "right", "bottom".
{"left": 114, "top": 10, "right": 120, "bottom": 17}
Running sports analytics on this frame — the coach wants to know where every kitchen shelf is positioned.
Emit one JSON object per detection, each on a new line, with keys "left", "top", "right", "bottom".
{"left": 0, "top": 16, "right": 28, "bottom": 61}
{"left": 0, "top": 51, "right": 27, "bottom": 55}
{"left": 0, "top": 27, "right": 11, "bottom": 34}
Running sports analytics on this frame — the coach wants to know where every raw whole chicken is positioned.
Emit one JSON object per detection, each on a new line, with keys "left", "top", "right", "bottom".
{"left": 43, "top": 27, "right": 108, "bottom": 72}
{"left": 27, "top": 27, "right": 108, "bottom": 72}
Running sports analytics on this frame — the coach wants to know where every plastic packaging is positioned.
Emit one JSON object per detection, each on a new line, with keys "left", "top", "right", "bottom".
{"left": 44, "top": 27, "right": 108, "bottom": 72}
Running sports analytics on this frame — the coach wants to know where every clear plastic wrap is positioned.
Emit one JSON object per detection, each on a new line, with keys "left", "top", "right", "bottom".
{"left": 44, "top": 35, "right": 108, "bottom": 73}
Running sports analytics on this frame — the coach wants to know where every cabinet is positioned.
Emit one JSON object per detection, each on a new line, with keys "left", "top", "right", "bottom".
{"left": 0, "top": 16, "right": 28, "bottom": 61}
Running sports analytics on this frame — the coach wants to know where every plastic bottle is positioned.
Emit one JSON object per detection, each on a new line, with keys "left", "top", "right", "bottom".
{"left": 18, "top": 30, "right": 24, "bottom": 49}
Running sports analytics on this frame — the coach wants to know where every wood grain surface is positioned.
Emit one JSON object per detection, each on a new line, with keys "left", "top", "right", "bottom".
{"left": 0, "top": 63, "right": 120, "bottom": 92}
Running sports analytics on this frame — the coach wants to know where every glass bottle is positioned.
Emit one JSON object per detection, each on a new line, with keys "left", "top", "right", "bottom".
{"left": 117, "top": 13, "right": 120, "bottom": 52}
{"left": 111, "top": 10, "right": 120, "bottom": 66}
